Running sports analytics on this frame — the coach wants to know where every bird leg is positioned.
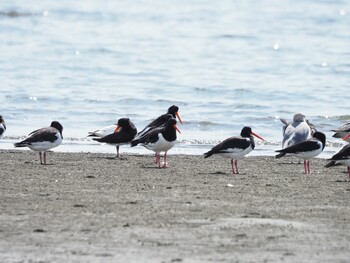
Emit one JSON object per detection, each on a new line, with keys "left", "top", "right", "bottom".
{"left": 303, "top": 160, "right": 307, "bottom": 174}
{"left": 235, "top": 160, "right": 239, "bottom": 174}
{"left": 231, "top": 159, "right": 237, "bottom": 175}
{"left": 43, "top": 151, "right": 47, "bottom": 165}
{"left": 116, "top": 146, "right": 120, "bottom": 158}
{"left": 39, "top": 152, "right": 43, "bottom": 165}
{"left": 156, "top": 153, "right": 161, "bottom": 168}
{"left": 307, "top": 161, "right": 310, "bottom": 174}
{"left": 163, "top": 152, "right": 168, "bottom": 168}
{"left": 348, "top": 167, "right": 350, "bottom": 178}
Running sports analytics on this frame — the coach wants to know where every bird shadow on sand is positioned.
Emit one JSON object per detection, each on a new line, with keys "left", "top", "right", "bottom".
{"left": 91, "top": 156, "right": 127, "bottom": 161}
{"left": 198, "top": 171, "right": 234, "bottom": 176}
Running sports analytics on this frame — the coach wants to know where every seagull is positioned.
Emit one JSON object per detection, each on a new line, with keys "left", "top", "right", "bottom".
{"left": 331, "top": 122, "right": 350, "bottom": 142}
{"left": 0, "top": 115, "right": 6, "bottom": 139}
{"left": 92, "top": 118, "right": 137, "bottom": 158}
{"left": 131, "top": 117, "right": 181, "bottom": 168}
{"left": 275, "top": 131, "right": 326, "bottom": 174}
{"left": 204, "top": 127, "right": 265, "bottom": 175}
{"left": 88, "top": 124, "right": 118, "bottom": 138}
{"left": 325, "top": 143, "right": 350, "bottom": 178}
{"left": 134, "top": 105, "right": 183, "bottom": 140}
{"left": 14, "top": 121, "right": 63, "bottom": 164}
{"left": 280, "top": 113, "right": 312, "bottom": 148}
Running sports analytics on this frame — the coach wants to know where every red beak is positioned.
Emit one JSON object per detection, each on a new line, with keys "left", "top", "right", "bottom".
{"left": 173, "top": 124, "right": 182, "bottom": 134}
{"left": 251, "top": 131, "right": 265, "bottom": 141}
{"left": 114, "top": 125, "right": 121, "bottom": 133}
{"left": 175, "top": 112, "right": 183, "bottom": 124}
{"left": 342, "top": 133, "right": 350, "bottom": 141}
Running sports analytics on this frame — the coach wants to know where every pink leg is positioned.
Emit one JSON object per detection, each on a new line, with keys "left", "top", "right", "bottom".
{"left": 39, "top": 152, "right": 43, "bottom": 164}
{"left": 235, "top": 160, "right": 239, "bottom": 174}
{"left": 154, "top": 153, "right": 158, "bottom": 164}
{"left": 303, "top": 160, "right": 307, "bottom": 173}
{"left": 348, "top": 167, "right": 350, "bottom": 178}
{"left": 307, "top": 161, "right": 310, "bottom": 174}
{"left": 231, "top": 159, "right": 236, "bottom": 174}
{"left": 163, "top": 152, "right": 167, "bottom": 168}
{"left": 157, "top": 153, "right": 161, "bottom": 168}
{"left": 43, "top": 152, "right": 47, "bottom": 165}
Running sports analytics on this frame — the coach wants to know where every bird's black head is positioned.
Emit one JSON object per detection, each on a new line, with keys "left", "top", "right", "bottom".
{"left": 240, "top": 126, "right": 252, "bottom": 137}
{"left": 117, "top": 118, "right": 131, "bottom": 127}
{"left": 166, "top": 117, "right": 177, "bottom": 127}
{"left": 167, "top": 105, "right": 179, "bottom": 117}
{"left": 50, "top": 121, "right": 63, "bottom": 133}
{"left": 0, "top": 115, "right": 4, "bottom": 123}
{"left": 313, "top": 131, "right": 326, "bottom": 149}
{"left": 164, "top": 114, "right": 173, "bottom": 122}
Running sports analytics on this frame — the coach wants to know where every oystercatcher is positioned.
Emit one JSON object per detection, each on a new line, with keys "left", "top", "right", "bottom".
{"left": 131, "top": 117, "right": 181, "bottom": 168}
{"left": 280, "top": 113, "right": 312, "bottom": 148}
{"left": 204, "top": 126, "right": 265, "bottom": 174}
{"left": 332, "top": 122, "right": 350, "bottom": 142}
{"left": 0, "top": 115, "right": 6, "bottom": 139}
{"left": 135, "top": 105, "right": 183, "bottom": 140}
{"left": 325, "top": 143, "right": 350, "bottom": 178}
{"left": 92, "top": 118, "right": 137, "bottom": 158}
{"left": 14, "top": 121, "right": 63, "bottom": 164}
{"left": 275, "top": 131, "right": 326, "bottom": 174}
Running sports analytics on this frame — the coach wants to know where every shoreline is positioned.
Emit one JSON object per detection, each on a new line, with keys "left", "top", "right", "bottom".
{"left": 1, "top": 150, "right": 350, "bottom": 262}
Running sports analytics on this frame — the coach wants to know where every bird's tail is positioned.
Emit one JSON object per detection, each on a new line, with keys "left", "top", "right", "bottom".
{"left": 204, "top": 150, "right": 213, "bottom": 159}
{"left": 92, "top": 138, "right": 102, "bottom": 142}
{"left": 130, "top": 139, "right": 139, "bottom": 147}
{"left": 324, "top": 160, "right": 336, "bottom": 168}
{"left": 14, "top": 142, "right": 28, "bottom": 147}
{"left": 275, "top": 151, "right": 286, "bottom": 159}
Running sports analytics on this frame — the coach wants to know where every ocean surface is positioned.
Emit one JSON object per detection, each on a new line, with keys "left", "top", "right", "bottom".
{"left": 1, "top": 0, "right": 350, "bottom": 157}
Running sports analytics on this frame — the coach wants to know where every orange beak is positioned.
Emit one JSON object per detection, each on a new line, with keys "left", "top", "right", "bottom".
{"left": 114, "top": 125, "right": 121, "bottom": 133}
{"left": 342, "top": 133, "right": 350, "bottom": 141}
{"left": 173, "top": 124, "right": 182, "bottom": 134}
{"left": 251, "top": 131, "right": 265, "bottom": 141}
{"left": 175, "top": 112, "right": 183, "bottom": 124}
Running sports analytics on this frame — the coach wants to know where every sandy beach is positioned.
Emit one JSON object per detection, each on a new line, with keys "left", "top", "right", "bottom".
{"left": 0, "top": 149, "right": 350, "bottom": 262}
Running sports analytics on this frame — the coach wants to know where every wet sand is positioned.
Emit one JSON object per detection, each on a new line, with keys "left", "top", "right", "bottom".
{"left": 0, "top": 149, "right": 349, "bottom": 262}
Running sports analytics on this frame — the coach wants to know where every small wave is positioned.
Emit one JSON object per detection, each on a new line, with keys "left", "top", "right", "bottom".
{"left": 0, "top": 10, "right": 44, "bottom": 17}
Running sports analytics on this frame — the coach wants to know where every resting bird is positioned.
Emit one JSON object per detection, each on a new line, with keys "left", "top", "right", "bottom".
{"left": 131, "top": 117, "right": 181, "bottom": 168}
{"left": 134, "top": 105, "right": 183, "bottom": 140}
{"left": 0, "top": 115, "right": 6, "bottom": 139}
{"left": 275, "top": 131, "right": 326, "bottom": 174}
{"left": 331, "top": 122, "right": 350, "bottom": 142}
{"left": 325, "top": 143, "right": 350, "bottom": 178}
{"left": 280, "top": 113, "right": 312, "bottom": 148}
{"left": 92, "top": 118, "right": 137, "bottom": 158}
{"left": 88, "top": 123, "right": 118, "bottom": 138}
{"left": 14, "top": 121, "right": 63, "bottom": 164}
{"left": 204, "top": 126, "right": 265, "bottom": 175}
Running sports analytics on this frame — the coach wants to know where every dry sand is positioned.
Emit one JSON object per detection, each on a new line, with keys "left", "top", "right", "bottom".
{"left": 0, "top": 149, "right": 350, "bottom": 263}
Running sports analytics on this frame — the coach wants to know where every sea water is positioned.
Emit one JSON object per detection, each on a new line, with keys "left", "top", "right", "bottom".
{"left": 1, "top": 0, "right": 350, "bottom": 157}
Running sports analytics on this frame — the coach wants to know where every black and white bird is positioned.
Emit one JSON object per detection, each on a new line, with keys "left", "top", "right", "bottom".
{"left": 0, "top": 115, "right": 6, "bottom": 139}
{"left": 325, "top": 143, "right": 350, "bottom": 178}
{"left": 331, "top": 122, "right": 350, "bottom": 142}
{"left": 275, "top": 131, "right": 326, "bottom": 174}
{"left": 14, "top": 121, "right": 63, "bottom": 165}
{"left": 280, "top": 113, "right": 312, "bottom": 148}
{"left": 134, "top": 105, "right": 183, "bottom": 140}
{"left": 204, "top": 127, "right": 265, "bottom": 175}
{"left": 131, "top": 117, "right": 181, "bottom": 168}
{"left": 92, "top": 118, "right": 137, "bottom": 158}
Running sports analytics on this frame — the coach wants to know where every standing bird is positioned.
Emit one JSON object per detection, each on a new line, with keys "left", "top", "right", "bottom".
{"left": 331, "top": 122, "right": 350, "bottom": 142}
{"left": 131, "top": 117, "right": 181, "bottom": 168}
{"left": 280, "top": 113, "right": 312, "bottom": 148}
{"left": 92, "top": 118, "right": 137, "bottom": 158}
{"left": 325, "top": 143, "right": 350, "bottom": 178}
{"left": 135, "top": 105, "right": 183, "bottom": 140}
{"left": 204, "top": 127, "right": 265, "bottom": 175}
{"left": 14, "top": 121, "right": 63, "bottom": 165}
{"left": 275, "top": 131, "right": 326, "bottom": 174}
{"left": 0, "top": 115, "right": 6, "bottom": 139}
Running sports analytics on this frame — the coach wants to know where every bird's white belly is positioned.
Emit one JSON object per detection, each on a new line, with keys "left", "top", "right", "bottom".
{"left": 291, "top": 147, "right": 322, "bottom": 160}
{"left": 220, "top": 145, "right": 253, "bottom": 160}
{"left": 145, "top": 134, "right": 176, "bottom": 153}
{"left": 28, "top": 135, "right": 62, "bottom": 151}
{"left": 335, "top": 159, "right": 350, "bottom": 166}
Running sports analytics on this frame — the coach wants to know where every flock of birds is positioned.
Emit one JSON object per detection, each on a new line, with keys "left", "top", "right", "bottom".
{"left": 0, "top": 107, "right": 350, "bottom": 177}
